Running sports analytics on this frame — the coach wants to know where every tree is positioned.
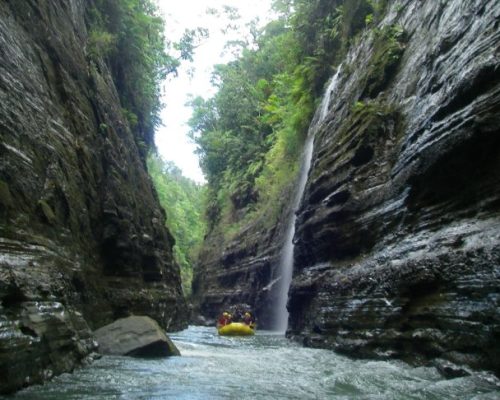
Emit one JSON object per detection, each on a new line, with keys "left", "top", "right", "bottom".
{"left": 87, "top": 0, "right": 207, "bottom": 156}
{"left": 147, "top": 154, "right": 206, "bottom": 296}
{"left": 187, "top": 0, "right": 373, "bottom": 237}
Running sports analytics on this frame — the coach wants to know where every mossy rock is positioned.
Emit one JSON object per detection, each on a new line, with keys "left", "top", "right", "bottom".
{"left": 311, "top": 98, "right": 402, "bottom": 183}
{"left": 345, "top": 99, "right": 400, "bottom": 142}
{"left": 38, "top": 200, "right": 57, "bottom": 225}
{"left": 0, "top": 180, "right": 14, "bottom": 209}
{"left": 362, "top": 25, "right": 407, "bottom": 98}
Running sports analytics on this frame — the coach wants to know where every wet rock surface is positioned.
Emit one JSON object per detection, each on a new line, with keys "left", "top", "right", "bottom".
{"left": 0, "top": 0, "right": 186, "bottom": 393}
{"left": 194, "top": 0, "right": 499, "bottom": 377}
{"left": 192, "top": 203, "right": 293, "bottom": 329}
{"left": 94, "top": 316, "right": 180, "bottom": 357}
{"left": 289, "top": 0, "right": 500, "bottom": 375}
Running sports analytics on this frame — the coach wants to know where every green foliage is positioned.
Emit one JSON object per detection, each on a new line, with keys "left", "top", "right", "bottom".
{"left": 368, "top": 0, "right": 389, "bottom": 19}
{"left": 99, "top": 123, "right": 108, "bottom": 134}
{"left": 353, "top": 100, "right": 367, "bottom": 112}
{"left": 147, "top": 154, "right": 206, "bottom": 297}
{"left": 121, "top": 108, "right": 138, "bottom": 128}
{"left": 186, "top": 12, "right": 320, "bottom": 236}
{"left": 189, "top": 0, "right": 394, "bottom": 241}
{"left": 88, "top": 30, "right": 116, "bottom": 59}
{"left": 275, "top": 1, "right": 343, "bottom": 94}
{"left": 328, "top": 97, "right": 401, "bottom": 158}
{"left": 362, "top": 24, "right": 407, "bottom": 98}
{"left": 87, "top": 0, "right": 202, "bottom": 154}
{"left": 365, "top": 13, "right": 374, "bottom": 26}
{"left": 270, "top": 0, "right": 376, "bottom": 93}
{"left": 175, "top": 28, "right": 209, "bottom": 62}
{"left": 351, "top": 99, "right": 395, "bottom": 116}
{"left": 339, "top": 0, "right": 374, "bottom": 47}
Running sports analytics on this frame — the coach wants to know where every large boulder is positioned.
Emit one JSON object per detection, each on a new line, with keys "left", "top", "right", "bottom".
{"left": 94, "top": 316, "right": 180, "bottom": 357}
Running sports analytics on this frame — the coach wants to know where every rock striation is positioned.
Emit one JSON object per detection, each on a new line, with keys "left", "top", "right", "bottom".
{"left": 191, "top": 205, "right": 293, "bottom": 328}
{"left": 289, "top": 0, "right": 500, "bottom": 375}
{"left": 0, "top": 0, "right": 186, "bottom": 393}
{"left": 194, "top": 0, "right": 500, "bottom": 376}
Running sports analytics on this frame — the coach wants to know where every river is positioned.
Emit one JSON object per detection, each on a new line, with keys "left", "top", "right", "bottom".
{"left": 5, "top": 326, "right": 499, "bottom": 399}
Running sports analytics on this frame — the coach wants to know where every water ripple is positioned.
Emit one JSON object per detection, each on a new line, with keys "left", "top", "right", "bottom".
{"left": 4, "top": 326, "right": 499, "bottom": 399}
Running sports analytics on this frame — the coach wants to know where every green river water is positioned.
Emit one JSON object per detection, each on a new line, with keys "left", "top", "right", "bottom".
{"left": 5, "top": 326, "right": 500, "bottom": 399}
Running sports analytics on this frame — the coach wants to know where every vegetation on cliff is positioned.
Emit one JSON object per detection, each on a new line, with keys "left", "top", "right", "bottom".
{"left": 84, "top": 0, "right": 387, "bottom": 298}
{"left": 148, "top": 155, "right": 206, "bottom": 296}
{"left": 87, "top": 0, "right": 171, "bottom": 153}
{"left": 86, "top": 1, "right": 208, "bottom": 296}
{"left": 87, "top": 0, "right": 205, "bottom": 158}
{"left": 188, "top": 0, "right": 377, "bottom": 238}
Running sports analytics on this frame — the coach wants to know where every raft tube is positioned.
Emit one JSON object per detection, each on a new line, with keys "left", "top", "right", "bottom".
{"left": 217, "top": 322, "right": 255, "bottom": 336}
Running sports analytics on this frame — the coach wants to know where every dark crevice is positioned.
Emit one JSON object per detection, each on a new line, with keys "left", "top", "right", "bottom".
{"left": 142, "top": 255, "right": 162, "bottom": 282}
{"left": 20, "top": 326, "right": 38, "bottom": 337}
{"left": 351, "top": 145, "right": 374, "bottom": 167}
{"left": 322, "top": 190, "right": 351, "bottom": 207}
{"left": 2, "top": 287, "right": 27, "bottom": 308}
{"left": 431, "top": 64, "right": 500, "bottom": 122}
{"left": 406, "top": 132, "right": 500, "bottom": 213}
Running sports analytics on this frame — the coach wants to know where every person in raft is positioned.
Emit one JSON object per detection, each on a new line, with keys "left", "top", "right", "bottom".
{"left": 232, "top": 306, "right": 244, "bottom": 322}
{"left": 243, "top": 312, "right": 256, "bottom": 329}
{"left": 217, "top": 312, "right": 232, "bottom": 328}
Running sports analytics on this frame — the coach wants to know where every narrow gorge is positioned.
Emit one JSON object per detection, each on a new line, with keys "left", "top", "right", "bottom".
{"left": 0, "top": 0, "right": 499, "bottom": 395}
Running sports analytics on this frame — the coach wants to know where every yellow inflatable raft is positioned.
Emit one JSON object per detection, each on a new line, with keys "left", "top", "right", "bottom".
{"left": 217, "top": 322, "right": 255, "bottom": 336}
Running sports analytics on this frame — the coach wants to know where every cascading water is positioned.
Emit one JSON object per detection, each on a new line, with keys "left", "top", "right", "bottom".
{"left": 274, "top": 66, "right": 343, "bottom": 332}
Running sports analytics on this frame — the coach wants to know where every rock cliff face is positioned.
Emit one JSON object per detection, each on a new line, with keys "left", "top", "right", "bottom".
{"left": 290, "top": 0, "right": 500, "bottom": 375}
{"left": 0, "top": 0, "right": 186, "bottom": 393}
{"left": 192, "top": 199, "right": 293, "bottom": 328}
{"left": 194, "top": 0, "right": 500, "bottom": 375}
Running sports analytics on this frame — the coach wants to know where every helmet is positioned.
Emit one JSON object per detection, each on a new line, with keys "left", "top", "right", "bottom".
{"left": 223, "top": 312, "right": 229, "bottom": 316}
{"left": 244, "top": 312, "right": 251, "bottom": 317}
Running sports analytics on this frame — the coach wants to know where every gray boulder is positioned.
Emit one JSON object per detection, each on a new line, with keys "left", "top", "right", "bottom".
{"left": 94, "top": 316, "right": 180, "bottom": 357}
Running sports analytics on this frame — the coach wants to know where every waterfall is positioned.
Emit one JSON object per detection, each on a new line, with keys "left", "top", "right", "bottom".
{"left": 274, "top": 66, "right": 343, "bottom": 332}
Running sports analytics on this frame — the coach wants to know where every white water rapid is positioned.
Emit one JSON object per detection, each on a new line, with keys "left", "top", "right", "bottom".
{"left": 10, "top": 326, "right": 500, "bottom": 399}
{"left": 274, "top": 66, "right": 343, "bottom": 332}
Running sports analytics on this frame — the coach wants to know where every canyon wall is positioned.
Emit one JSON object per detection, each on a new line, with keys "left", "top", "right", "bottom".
{"left": 290, "top": 0, "right": 500, "bottom": 375}
{"left": 0, "top": 0, "right": 186, "bottom": 393}
{"left": 194, "top": 0, "right": 500, "bottom": 375}
{"left": 192, "top": 196, "right": 294, "bottom": 328}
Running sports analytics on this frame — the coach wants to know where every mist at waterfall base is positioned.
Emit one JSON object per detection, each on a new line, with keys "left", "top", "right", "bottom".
{"left": 7, "top": 326, "right": 499, "bottom": 399}
{"left": 273, "top": 67, "right": 343, "bottom": 332}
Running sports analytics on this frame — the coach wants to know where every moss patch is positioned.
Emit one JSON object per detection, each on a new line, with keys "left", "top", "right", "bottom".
{"left": 346, "top": 99, "right": 400, "bottom": 140}
{"left": 0, "top": 180, "right": 13, "bottom": 209}
{"left": 362, "top": 24, "right": 407, "bottom": 98}
{"left": 312, "top": 99, "right": 401, "bottom": 184}
{"left": 38, "top": 200, "right": 57, "bottom": 225}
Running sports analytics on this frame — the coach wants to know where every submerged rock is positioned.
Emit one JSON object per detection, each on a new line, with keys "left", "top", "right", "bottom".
{"left": 94, "top": 316, "right": 180, "bottom": 357}
{"left": 435, "top": 359, "right": 472, "bottom": 379}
